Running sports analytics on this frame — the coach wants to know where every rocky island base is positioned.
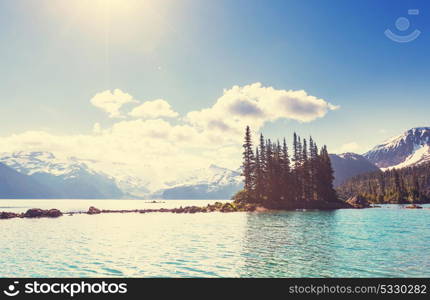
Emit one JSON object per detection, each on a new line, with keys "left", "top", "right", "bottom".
{"left": 0, "top": 199, "right": 427, "bottom": 220}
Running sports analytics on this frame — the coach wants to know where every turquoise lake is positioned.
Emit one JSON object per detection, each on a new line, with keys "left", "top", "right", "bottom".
{"left": 1, "top": 200, "right": 429, "bottom": 277}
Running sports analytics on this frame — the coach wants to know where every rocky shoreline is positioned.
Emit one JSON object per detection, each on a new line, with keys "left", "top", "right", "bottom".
{"left": 0, "top": 208, "right": 63, "bottom": 219}
{"left": 0, "top": 202, "right": 257, "bottom": 220}
{"left": 1, "top": 201, "right": 428, "bottom": 220}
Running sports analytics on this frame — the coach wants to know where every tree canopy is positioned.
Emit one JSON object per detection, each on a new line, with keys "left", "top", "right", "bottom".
{"left": 234, "top": 126, "right": 339, "bottom": 209}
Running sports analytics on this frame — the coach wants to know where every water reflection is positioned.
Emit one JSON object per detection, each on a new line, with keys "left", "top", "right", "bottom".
{"left": 1, "top": 200, "right": 430, "bottom": 277}
{"left": 240, "top": 211, "right": 339, "bottom": 277}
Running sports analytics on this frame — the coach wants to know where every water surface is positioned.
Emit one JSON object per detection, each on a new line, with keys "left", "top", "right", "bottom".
{"left": 1, "top": 200, "right": 429, "bottom": 277}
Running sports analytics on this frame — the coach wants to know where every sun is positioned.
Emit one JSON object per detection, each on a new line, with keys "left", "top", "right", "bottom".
{"left": 67, "top": 0, "right": 145, "bottom": 22}
{"left": 50, "top": 0, "right": 161, "bottom": 30}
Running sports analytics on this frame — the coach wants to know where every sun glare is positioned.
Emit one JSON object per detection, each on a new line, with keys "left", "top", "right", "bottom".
{"left": 50, "top": 0, "right": 162, "bottom": 31}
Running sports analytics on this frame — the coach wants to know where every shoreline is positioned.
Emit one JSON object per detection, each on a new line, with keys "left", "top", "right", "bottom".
{"left": 1, "top": 202, "right": 428, "bottom": 220}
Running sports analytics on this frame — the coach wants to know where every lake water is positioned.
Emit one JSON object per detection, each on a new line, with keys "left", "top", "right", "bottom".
{"left": 1, "top": 200, "right": 429, "bottom": 278}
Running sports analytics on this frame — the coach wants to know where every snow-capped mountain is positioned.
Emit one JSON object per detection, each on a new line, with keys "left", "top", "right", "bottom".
{"left": 329, "top": 153, "right": 380, "bottom": 186}
{"left": 0, "top": 162, "right": 54, "bottom": 198}
{"left": 0, "top": 151, "right": 123, "bottom": 199}
{"left": 158, "top": 165, "right": 243, "bottom": 199}
{"left": 0, "top": 151, "right": 93, "bottom": 178}
{"left": 364, "top": 127, "right": 430, "bottom": 169}
{"left": 74, "top": 159, "right": 153, "bottom": 198}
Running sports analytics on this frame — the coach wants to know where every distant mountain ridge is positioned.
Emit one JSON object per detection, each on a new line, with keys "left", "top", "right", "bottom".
{"left": 159, "top": 165, "right": 243, "bottom": 199}
{"left": 364, "top": 127, "right": 430, "bottom": 169}
{"left": 0, "top": 162, "right": 54, "bottom": 199}
{"left": 8, "top": 127, "right": 430, "bottom": 200}
{"left": 0, "top": 151, "right": 123, "bottom": 199}
{"left": 329, "top": 153, "right": 380, "bottom": 187}
{"left": 0, "top": 150, "right": 382, "bottom": 199}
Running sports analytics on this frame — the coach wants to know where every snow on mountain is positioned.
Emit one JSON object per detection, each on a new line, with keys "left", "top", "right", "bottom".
{"left": 0, "top": 151, "right": 123, "bottom": 199}
{"left": 0, "top": 151, "right": 94, "bottom": 178}
{"left": 364, "top": 127, "right": 430, "bottom": 169}
{"left": 80, "top": 160, "right": 153, "bottom": 198}
{"left": 158, "top": 165, "right": 243, "bottom": 199}
{"left": 165, "top": 164, "right": 242, "bottom": 190}
{"left": 0, "top": 151, "right": 241, "bottom": 199}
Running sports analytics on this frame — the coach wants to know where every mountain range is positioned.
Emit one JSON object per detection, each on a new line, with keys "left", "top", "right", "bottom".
{"left": 159, "top": 165, "right": 243, "bottom": 199}
{"left": 364, "top": 127, "right": 430, "bottom": 170}
{"left": 0, "top": 152, "right": 123, "bottom": 199}
{"left": 0, "top": 162, "right": 54, "bottom": 198}
{"left": 328, "top": 153, "right": 380, "bottom": 187}
{"left": 1, "top": 127, "right": 429, "bottom": 199}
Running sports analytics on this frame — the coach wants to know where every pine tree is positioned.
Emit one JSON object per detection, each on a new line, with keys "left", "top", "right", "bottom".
{"left": 235, "top": 127, "right": 342, "bottom": 209}
{"left": 309, "top": 137, "right": 318, "bottom": 201}
{"left": 292, "top": 133, "right": 300, "bottom": 168}
{"left": 292, "top": 133, "right": 302, "bottom": 203}
{"left": 318, "top": 145, "right": 337, "bottom": 202}
{"left": 265, "top": 139, "right": 275, "bottom": 206}
{"left": 301, "top": 138, "right": 310, "bottom": 202}
{"left": 259, "top": 133, "right": 267, "bottom": 200}
{"left": 242, "top": 126, "right": 255, "bottom": 196}
{"left": 254, "top": 148, "right": 264, "bottom": 204}
{"left": 280, "top": 138, "right": 291, "bottom": 206}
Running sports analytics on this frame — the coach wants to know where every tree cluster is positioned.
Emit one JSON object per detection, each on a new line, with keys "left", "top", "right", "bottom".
{"left": 235, "top": 126, "right": 338, "bottom": 209}
{"left": 337, "top": 163, "right": 430, "bottom": 203}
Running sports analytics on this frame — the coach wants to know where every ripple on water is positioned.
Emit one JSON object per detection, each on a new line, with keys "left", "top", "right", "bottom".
{"left": 1, "top": 201, "right": 430, "bottom": 277}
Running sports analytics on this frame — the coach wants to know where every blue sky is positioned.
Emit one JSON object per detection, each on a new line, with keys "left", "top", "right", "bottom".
{"left": 0, "top": 0, "right": 430, "bottom": 175}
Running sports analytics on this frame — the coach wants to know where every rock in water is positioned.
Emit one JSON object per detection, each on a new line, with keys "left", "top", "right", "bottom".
{"left": 24, "top": 208, "right": 62, "bottom": 218}
{"left": 0, "top": 212, "right": 21, "bottom": 219}
{"left": 346, "top": 195, "right": 371, "bottom": 209}
{"left": 87, "top": 206, "right": 101, "bottom": 214}
{"left": 46, "top": 209, "right": 62, "bottom": 217}
{"left": 405, "top": 204, "right": 423, "bottom": 209}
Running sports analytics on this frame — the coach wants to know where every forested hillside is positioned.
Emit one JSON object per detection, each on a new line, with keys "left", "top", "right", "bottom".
{"left": 337, "top": 163, "right": 430, "bottom": 204}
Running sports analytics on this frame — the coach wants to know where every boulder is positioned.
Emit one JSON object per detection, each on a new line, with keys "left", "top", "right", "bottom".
{"left": 345, "top": 195, "right": 371, "bottom": 209}
{"left": 87, "top": 206, "right": 101, "bottom": 215}
{"left": 405, "top": 204, "right": 423, "bottom": 209}
{"left": 24, "top": 208, "right": 62, "bottom": 218}
{"left": 220, "top": 203, "right": 236, "bottom": 212}
{"left": 46, "top": 209, "right": 63, "bottom": 217}
{"left": 0, "top": 212, "right": 21, "bottom": 219}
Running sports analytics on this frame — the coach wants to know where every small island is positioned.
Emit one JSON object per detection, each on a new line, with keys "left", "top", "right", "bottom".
{"left": 232, "top": 126, "right": 351, "bottom": 209}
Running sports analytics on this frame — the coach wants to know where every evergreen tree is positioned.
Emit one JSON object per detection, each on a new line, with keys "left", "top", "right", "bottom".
{"left": 318, "top": 146, "right": 337, "bottom": 202}
{"left": 259, "top": 133, "right": 267, "bottom": 200}
{"left": 236, "top": 127, "right": 340, "bottom": 208}
{"left": 280, "top": 138, "right": 291, "bottom": 205}
{"left": 309, "top": 137, "right": 318, "bottom": 201}
{"left": 242, "top": 126, "right": 255, "bottom": 195}
{"left": 265, "top": 139, "right": 275, "bottom": 205}
{"left": 337, "top": 161, "right": 430, "bottom": 204}
{"left": 302, "top": 138, "right": 310, "bottom": 201}
{"left": 254, "top": 148, "right": 264, "bottom": 203}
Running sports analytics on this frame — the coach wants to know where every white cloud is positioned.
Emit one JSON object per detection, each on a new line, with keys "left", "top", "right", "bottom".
{"left": 91, "top": 89, "right": 138, "bottom": 118}
{"left": 186, "top": 83, "right": 339, "bottom": 137}
{"left": 129, "top": 99, "right": 179, "bottom": 119}
{"left": 93, "top": 123, "right": 102, "bottom": 134}
{"left": 335, "top": 142, "right": 360, "bottom": 153}
{"left": 0, "top": 84, "right": 339, "bottom": 188}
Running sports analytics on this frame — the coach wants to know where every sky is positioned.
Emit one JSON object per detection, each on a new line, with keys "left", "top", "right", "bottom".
{"left": 0, "top": 0, "right": 429, "bottom": 181}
